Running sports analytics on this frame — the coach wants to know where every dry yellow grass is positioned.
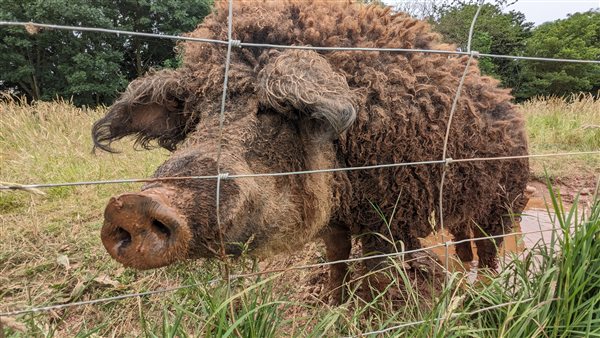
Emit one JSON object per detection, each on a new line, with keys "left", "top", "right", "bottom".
{"left": 0, "top": 94, "right": 598, "bottom": 335}
{"left": 521, "top": 93, "right": 600, "bottom": 183}
{"left": 0, "top": 98, "right": 220, "bottom": 336}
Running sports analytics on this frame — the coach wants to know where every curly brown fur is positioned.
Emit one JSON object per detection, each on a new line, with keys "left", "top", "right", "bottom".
{"left": 181, "top": 0, "right": 528, "bottom": 257}
{"left": 96, "top": 0, "right": 530, "bottom": 300}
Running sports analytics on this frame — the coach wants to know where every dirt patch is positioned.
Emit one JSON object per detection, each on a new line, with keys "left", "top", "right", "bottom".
{"left": 526, "top": 177, "right": 597, "bottom": 209}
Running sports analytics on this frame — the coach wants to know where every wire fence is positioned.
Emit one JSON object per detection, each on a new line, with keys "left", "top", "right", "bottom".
{"left": 1, "top": 0, "right": 599, "bottom": 335}
{"left": 1, "top": 21, "right": 600, "bottom": 64}
{"left": 1, "top": 151, "right": 598, "bottom": 191}
{"left": 0, "top": 223, "right": 561, "bottom": 317}
{"left": 345, "top": 296, "right": 550, "bottom": 337}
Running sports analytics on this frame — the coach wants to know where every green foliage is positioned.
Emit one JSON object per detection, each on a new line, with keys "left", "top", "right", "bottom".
{"left": 392, "top": 0, "right": 516, "bottom": 20}
{"left": 114, "top": 0, "right": 213, "bottom": 79}
{"left": 433, "top": 4, "right": 600, "bottom": 100}
{"left": 515, "top": 10, "right": 600, "bottom": 100}
{"left": 0, "top": 0, "right": 212, "bottom": 106}
{"left": 0, "top": 0, "right": 127, "bottom": 106}
{"left": 433, "top": 3, "right": 533, "bottom": 92}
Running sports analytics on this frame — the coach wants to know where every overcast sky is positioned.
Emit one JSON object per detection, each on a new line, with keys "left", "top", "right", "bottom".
{"left": 383, "top": 0, "right": 600, "bottom": 25}
{"left": 506, "top": 0, "right": 599, "bottom": 25}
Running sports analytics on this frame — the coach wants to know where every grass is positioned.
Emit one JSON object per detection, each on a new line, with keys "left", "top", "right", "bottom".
{"left": 1, "top": 95, "right": 599, "bottom": 336}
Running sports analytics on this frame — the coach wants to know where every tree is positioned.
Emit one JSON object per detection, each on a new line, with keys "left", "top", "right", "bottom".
{"left": 391, "top": 0, "right": 517, "bottom": 20}
{"left": 0, "top": 0, "right": 127, "bottom": 105}
{"left": 433, "top": 3, "right": 533, "bottom": 93}
{"left": 113, "top": 0, "right": 213, "bottom": 79}
{"left": 0, "top": 0, "right": 212, "bottom": 106}
{"left": 516, "top": 10, "right": 600, "bottom": 99}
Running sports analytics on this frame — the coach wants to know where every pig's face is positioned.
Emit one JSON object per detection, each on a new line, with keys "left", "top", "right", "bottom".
{"left": 93, "top": 50, "right": 356, "bottom": 269}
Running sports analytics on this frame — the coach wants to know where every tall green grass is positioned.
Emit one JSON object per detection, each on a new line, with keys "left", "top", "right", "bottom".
{"left": 301, "top": 184, "right": 599, "bottom": 336}
{"left": 524, "top": 94, "right": 600, "bottom": 152}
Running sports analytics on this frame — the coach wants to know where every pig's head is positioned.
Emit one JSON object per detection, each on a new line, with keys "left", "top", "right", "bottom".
{"left": 92, "top": 50, "right": 356, "bottom": 269}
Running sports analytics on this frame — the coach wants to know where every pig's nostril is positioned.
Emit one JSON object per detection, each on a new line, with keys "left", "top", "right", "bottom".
{"left": 101, "top": 192, "right": 190, "bottom": 269}
{"left": 115, "top": 227, "right": 132, "bottom": 248}
{"left": 151, "top": 219, "right": 171, "bottom": 237}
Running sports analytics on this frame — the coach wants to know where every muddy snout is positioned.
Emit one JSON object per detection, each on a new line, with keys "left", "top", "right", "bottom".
{"left": 101, "top": 192, "right": 191, "bottom": 269}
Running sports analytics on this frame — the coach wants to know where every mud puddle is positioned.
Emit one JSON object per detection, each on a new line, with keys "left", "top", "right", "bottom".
{"left": 424, "top": 184, "right": 592, "bottom": 271}
{"left": 422, "top": 205, "right": 558, "bottom": 271}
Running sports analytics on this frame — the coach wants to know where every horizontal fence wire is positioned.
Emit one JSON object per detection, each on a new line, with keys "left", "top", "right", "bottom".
{"left": 1, "top": 21, "right": 600, "bottom": 64}
{"left": 0, "top": 21, "right": 229, "bottom": 45}
{"left": 1, "top": 151, "right": 598, "bottom": 191}
{"left": 0, "top": 226, "right": 560, "bottom": 317}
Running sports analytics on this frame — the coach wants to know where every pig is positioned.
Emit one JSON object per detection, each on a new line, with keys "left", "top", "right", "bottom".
{"left": 92, "top": 0, "right": 529, "bottom": 303}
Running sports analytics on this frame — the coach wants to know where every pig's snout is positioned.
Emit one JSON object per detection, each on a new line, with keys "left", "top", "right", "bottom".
{"left": 101, "top": 193, "right": 191, "bottom": 269}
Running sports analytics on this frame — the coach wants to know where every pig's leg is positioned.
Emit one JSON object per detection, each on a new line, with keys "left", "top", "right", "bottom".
{"left": 359, "top": 232, "right": 398, "bottom": 297}
{"left": 361, "top": 227, "right": 439, "bottom": 277}
{"left": 477, "top": 192, "right": 528, "bottom": 270}
{"left": 474, "top": 214, "right": 513, "bottom": 270}
{"left": 322, "top": 224, "right": 352, "bottom": 305}
{"left": 360, "top": 229, "right": 442, "bottom": 300}
{"left": 452, "top": 225, "right": 474, "bottom": 263}
{"left": 474, "top": 227, "right": 501, "bottom": 270}
{"left": 402, "top": 232, "right": 441, "bottom": 274}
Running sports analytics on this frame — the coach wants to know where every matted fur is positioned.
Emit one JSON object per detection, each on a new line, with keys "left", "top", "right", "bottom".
{"left": 95, "top": 0, "right": 529, "bottom": 293}
{"left": 258, "top": 50, "right": 357, "bottom": 136}
{"left": 178, "top": 0, "right": 529, "bottom": 266}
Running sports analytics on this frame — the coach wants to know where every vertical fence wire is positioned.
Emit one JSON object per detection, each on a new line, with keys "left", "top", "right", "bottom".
{"left": 214, "top": 0, "right": 239, "bottom": 331}
{"left": 215, "top": 0, "right": 235, "bottom": 270}
{"left": 439, "top": 0, "right": 484, "bottom": 281}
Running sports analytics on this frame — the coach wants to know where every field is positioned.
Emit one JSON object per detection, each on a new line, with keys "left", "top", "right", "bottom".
{"left": 1, "top": 95, "right": 599, "bottom": 336}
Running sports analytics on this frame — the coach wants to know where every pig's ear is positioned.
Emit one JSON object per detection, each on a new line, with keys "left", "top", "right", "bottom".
{"left": 92, "top": 69, "right": 194, "bottom": 153}
{"left": 257, "top": 50, "right": 356, "bottom": 138}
